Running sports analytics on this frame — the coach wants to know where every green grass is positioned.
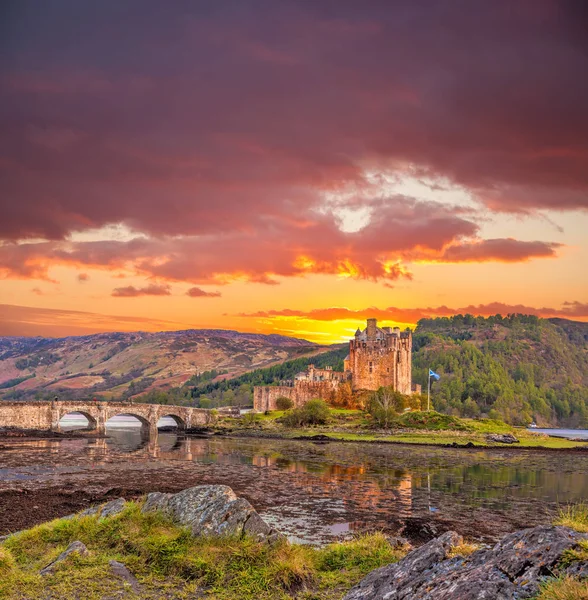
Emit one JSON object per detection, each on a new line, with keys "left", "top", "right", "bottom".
{"left": 226, "top": 409, "right": 588, "bottom": 449}
{"left": 555, "top": 503, "right": 588, "bottom": 533}
{"left": 534, "top": 576, "right": 588, "bottom": 600}
{"left": 0, "top": 503, "right": 405, "bottom": 600}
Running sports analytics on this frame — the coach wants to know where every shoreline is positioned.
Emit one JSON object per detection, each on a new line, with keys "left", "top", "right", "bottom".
{"left": 2, "top": 426, "right": 588, "bottom": 452}
{"left": 215, "top": 428, "right": 588, "bottom": 452}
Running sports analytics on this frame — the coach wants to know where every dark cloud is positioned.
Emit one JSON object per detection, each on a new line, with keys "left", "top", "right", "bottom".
{"left": 111, "top": 283, "right": 171, "bottom": 297}
{"left": 0, "top": 0, "right": 586, "bottom": 245}
{"left": 77, "top": 272, "right": 89, "bottom": 282}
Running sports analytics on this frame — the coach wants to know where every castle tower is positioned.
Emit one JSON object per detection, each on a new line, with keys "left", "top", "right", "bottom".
{"left": 348, "top": 318, "right": 413, "bottom": 393}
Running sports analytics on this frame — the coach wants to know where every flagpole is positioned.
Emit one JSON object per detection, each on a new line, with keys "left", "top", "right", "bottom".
{"left": 427, "top": 370, "right": 431, "bottom": 411}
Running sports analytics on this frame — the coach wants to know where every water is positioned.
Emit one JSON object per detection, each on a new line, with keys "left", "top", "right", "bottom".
{"left": 528, "top": 428, "right": 588, "bottom": 440}
{"left": 1, "top": 429, "right": 587, "bottom": 544}
{"left": 59, "top": 413, "right": 178, "bottom": 429}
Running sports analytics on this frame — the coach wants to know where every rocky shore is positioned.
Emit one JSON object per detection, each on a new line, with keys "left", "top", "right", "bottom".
{"left": 2, "top": 484, "right": 587, "bottom": 599}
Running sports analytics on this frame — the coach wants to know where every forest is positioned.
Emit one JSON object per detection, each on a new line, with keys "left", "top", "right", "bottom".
{"left": 413, "top": 315, "right": 588, "bottom": 427}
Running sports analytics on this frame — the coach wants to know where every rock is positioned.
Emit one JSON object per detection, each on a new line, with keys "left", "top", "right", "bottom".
{"left": 386, "top": 536, "right": 412, "bottom": 551}
{"left": 565, "top": 560, "right": 588, "bottom": 579}
{"left": 77, "top": 497, "right": 127, "bottom": 519}
{"left": 142, "top": 491, "right": 171, "bottom": 514}
{"left": 109, "top": 560, "right": 142, "bottom": 593}
{"left": 142, "top": 484, "right": 282, "bottom": 542}
{"left": 486, "top": 433, "right": 519, "bottom": 444}
{"left": 343, "top": 526, "right": 588, "bottom": 600}
{"left": 40, "top": 541, "right": 88, "bottom": 575}
{"left": 99, "top": 498, "right": 127, "bottom": 518}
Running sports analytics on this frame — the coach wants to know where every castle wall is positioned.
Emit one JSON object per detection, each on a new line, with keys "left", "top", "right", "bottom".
{"left": 253, "top": 381, "right": 340, "bottom": 411}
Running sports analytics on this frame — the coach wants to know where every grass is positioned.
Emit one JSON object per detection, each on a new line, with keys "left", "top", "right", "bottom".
{"left": 446, "top": 542, "right": 480, "bottom": 559}
{"left": 535, "top": 576, "right": 588, "bottom": 600}
{"left": 229, "top": 409, "right": 588, "bottom": 450}
{"left": 554, "top": 503, "right": 588, "bottom": 533}
{"left": 0, "top": 503, "right": 405, "bottom": 600}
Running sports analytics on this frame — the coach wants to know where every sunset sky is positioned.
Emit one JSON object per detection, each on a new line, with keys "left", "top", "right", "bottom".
{"left": 1, "top": 0, "right": 587, "bottom": 343}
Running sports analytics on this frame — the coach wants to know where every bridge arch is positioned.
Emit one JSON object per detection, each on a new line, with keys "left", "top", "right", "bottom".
{"left": 58, "top": 410, "right": 98, "bottom": 432}
{"left": 157, "top": 413, "right": 187, "bottom": 430}
{"left": 105, "top": 412, "right": 151, "bottom": 433}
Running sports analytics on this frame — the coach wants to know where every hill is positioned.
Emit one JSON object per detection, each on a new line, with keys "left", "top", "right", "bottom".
{"left": 0, "top": 329, "right": 327, "bottom": 401}
{"left": 413, "top": 315, "right": 588, "bottom": 427}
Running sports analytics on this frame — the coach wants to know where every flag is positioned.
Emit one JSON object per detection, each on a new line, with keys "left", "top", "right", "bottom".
{"left": 429, "top": 369, "right": 440, "bottom": 381}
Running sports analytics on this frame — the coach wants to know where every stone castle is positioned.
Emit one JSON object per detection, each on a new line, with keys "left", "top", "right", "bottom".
{"left": 253, "top": 318, "right": 419, "bottom": 411}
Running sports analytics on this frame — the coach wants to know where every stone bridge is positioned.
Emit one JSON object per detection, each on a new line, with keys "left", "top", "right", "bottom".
{"left": 0, "top": 400, "right": 211, "bottom": 437}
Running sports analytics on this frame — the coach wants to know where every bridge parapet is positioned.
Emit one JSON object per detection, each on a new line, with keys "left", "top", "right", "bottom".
{"left": 0, "top": 400, "right": 211, "bottom": 437}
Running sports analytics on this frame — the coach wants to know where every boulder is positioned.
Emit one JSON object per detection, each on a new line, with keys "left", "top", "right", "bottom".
{"left": 109, "top": 560, "right": 142, "bottom": 593}
{"left": 40, "top": 541, "right": 88, "bottom": 575}
{"left": 343, "top": 526, "right": 588, "bottom": 600}
{"left": 141, "top": 484, "right": 282, "bottom": 542}
{"left": 486, "top": 433, "right": 519, "bottom": 444}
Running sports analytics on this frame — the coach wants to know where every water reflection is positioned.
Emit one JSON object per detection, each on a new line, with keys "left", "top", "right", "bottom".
{"left": 2, "top": 428, "right": 588, "bottom": 544}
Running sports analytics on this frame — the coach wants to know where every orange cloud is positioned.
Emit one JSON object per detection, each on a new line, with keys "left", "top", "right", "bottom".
{"left": 238, "top": 301, "right": 588, "bottom": 324}
{"left": 111, "top": 283, "right": 171, "bottom": 297}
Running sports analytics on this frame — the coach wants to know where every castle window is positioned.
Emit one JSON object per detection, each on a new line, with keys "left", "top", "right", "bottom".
{"left": 369, "top": 361, "right": 373, "bottom": 373}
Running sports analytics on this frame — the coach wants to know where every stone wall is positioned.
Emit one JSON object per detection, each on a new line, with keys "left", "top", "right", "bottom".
{"left": 253, "top": 380, "right": 341, "bottom": 411}
{"left": 0, "top": 400, "right": 210, "bottom": 437}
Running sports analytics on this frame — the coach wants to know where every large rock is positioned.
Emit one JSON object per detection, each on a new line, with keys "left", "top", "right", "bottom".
{"left": 141, "top": 485, "right": 282, "bottom": 542}
{"left": 343, "top": 526, "right": 588, "bottom": 600}
{"left": 486, "top": 433, "right": 519, "bottom": 444}
{"left": 40, "top": 541, "right": 88, "bottom": 576}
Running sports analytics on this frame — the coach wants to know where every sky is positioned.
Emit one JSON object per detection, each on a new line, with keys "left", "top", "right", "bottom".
{"left": 1, "top": 0, "right": 587, "bottom": 343}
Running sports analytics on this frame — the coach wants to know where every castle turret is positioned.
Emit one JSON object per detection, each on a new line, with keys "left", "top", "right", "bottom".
{"left": 366, "top": 318, "right": 378, "bottom": 340}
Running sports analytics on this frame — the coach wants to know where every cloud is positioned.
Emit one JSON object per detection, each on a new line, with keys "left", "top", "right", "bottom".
{"left": 238, "top": 301, "right": 588, "bottom": 323}
{"left": 186, "top": 287, "right": 221, "bottom": 298}
{"left": 0, "top": 0, "right": 586, "bottom": 247}
{"left": 111, "top": 283, "right": 171, "bottom": 297}
{"left": 31, "top": 287, "right": 44, "bottom": 295}
{"left": 0, "top": 198, "right": 562, "bottom": 285}
{"left": 77, "top": 272, "right": 89, "bottom": 282}
{"left": 0, "top": 303, "right": 187, "bottom": 337}
{"left": 430, "top": 239, "right": 562, "bottom": 263}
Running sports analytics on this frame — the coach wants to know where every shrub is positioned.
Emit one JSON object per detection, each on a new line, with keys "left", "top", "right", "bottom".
{"left": 241, "top": 412, "right": 262, "bottom": 427}
{"left": 275, "top": 396, "right": 294, "bottom": 411}
{"left": 281, "top": 399, "right": 330, "bottom": 427}
{"left": 366, "top": 388, "right": 407, "bottom": 428}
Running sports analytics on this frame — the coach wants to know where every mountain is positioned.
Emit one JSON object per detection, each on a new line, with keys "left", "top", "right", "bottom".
{"left": 0, "top": 329, "right": 326, "bottom": 401}
{"left": 413, "top": 315, "right": 588, "bottom": 427}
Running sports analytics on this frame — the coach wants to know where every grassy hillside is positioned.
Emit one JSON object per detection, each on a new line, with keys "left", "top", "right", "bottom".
{"left": 185, "top": 346, "right": 348, "bottom": 407}
{"left": 0, "top": 330, "right": 324, "bottom": 402}
{"left": 413, "top": 315, "right": 588, "bottom": 427}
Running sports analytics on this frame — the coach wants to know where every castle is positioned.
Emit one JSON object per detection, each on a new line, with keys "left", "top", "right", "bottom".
{"left": 253, "top": 318, "right": 419, "bottom": 411}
